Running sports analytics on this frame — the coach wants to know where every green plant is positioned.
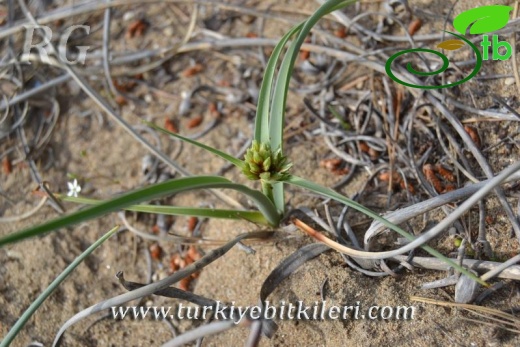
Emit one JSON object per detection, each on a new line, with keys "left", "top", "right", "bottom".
{"left": 0, "top": 0, "right": 486, "bottom": 288}
{"left": 0, "top": 226, "right": 119, "bottom": 347}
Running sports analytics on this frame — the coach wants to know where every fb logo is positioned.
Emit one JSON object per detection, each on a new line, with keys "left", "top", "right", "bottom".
{"left": 385, "top": 5, "right": 513, "bottom": 89}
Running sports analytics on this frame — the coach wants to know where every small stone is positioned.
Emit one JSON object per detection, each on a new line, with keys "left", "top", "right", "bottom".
{"left": 123, "top": 11, "right": 136, "bottom": 22}
{"left": 7, "top": 250, "right": 23, "bottom": 260}
{"left": 163, "top": 27, "right": 174, "bottom": 37}
{"left": 504, "top": 77, "right": 516, "bottom": 86}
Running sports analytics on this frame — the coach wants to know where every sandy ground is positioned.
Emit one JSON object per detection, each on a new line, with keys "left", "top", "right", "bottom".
{"left": 1, "top": 0, "right": 520, "bottom": 346}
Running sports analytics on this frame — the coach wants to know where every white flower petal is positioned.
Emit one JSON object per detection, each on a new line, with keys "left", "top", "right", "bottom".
{"left": 67, "top": 179, "right": 82, "bottom": 197}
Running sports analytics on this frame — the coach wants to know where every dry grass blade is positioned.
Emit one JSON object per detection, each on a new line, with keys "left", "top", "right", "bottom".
{"left": 0, "top": 226, "right": 119, "bottom": 347}
{"left": 3, "top": 0, "right": 520, "bottom": 345}
{"left": 116, "top": 271, "right": 216, "bottom": 307}
{"left": 258, "top": 243, "right": 330, "bottom": 337}
{"left": 410, "top": 296, "right": 520, "bottom": 334}
{"left": 365, "top": 164, "right": 520, "bottom": 244}
{"left": 15, "top": 0, "right": 244, "bottom": 210}
{"left": 426, "top": 95, "right": 520, "bottom": 242}
{"left": 390, "top": 255, "right": 520, "bottom": 281}
{"left": 52, "top": 231, "right": 273, "bottom": 346}
{"left": 161, "top": 320, "right": 244, "bottom": 347}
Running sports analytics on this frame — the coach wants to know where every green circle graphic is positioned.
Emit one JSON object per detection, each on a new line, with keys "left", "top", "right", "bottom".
{"left": 385, "top": 31, "right": 483, "bottom": 89}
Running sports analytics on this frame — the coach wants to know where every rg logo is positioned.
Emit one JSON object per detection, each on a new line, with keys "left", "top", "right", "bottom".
{"left": 21, "top": 25, "right": 91, "bottom": 65}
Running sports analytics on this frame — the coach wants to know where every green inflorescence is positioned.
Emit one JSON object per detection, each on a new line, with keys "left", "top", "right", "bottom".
{"left": 242, "top": 140, "right": 292, "bottom": 182}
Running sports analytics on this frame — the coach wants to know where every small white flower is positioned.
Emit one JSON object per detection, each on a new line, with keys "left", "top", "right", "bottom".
{"left": 67, "top": 179, "right": 82, "bottom": 197}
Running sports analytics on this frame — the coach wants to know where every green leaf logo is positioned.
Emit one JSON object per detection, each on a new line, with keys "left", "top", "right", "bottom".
{"left": 453, "top": 5, "right": 512, "bottom": 35}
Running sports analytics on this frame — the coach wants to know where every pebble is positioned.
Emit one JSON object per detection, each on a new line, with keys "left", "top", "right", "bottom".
{"left": 123, "top": 11, "right": 136, "bottom": 22}
{"left": 504, "top": 77, "right": 516, "bottom": 86}
{"left": 163, "top": 27, "right": 174, "bottom": 37}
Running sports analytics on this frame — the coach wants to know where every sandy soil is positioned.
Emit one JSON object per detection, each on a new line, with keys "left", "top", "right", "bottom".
{"left": 1, "top": 0, "right": 520, "bottom": 346}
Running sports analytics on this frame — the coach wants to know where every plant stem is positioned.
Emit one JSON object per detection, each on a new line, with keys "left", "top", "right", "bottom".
{"left": 261, "top": 180, "right": 275, "bottom": 205}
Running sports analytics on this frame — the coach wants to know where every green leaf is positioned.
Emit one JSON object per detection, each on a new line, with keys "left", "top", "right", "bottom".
{"left": 328, "top": 105, "right": 351, "bottom": 130}
{"left": 267, "top": 0, "right": 358, "bottom": 214}
{"left": 0, "top": 176, "right": 280, "bottom": 246}
{"left": 269, "top": 0, "right": 357, "bottom": 152}
{"left": 453, "top": 5, "right": 512, "bottom": 35}
{"left": 254, "top": 23, "right": 304, "bottom": 144}
{"left": 145, "top": 121, "right": 245, "bottom": 169}
{"left": 284, "top": 175, "right": 488, "bottom": 286}
{"left": 60, "top": 195, "right": 268, "bottom": 224}
{"left": 0, "top": 226, "right": 119, "bottom": 347}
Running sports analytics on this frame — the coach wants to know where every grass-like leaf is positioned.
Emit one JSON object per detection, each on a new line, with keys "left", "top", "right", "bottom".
{"left": 328, "top": 105, "right": 351, "bottom": 130}
{"left": 0, "top": 176, "right": 280, "bottom": 247}
{"left": 264, "top": 0, "right": 358, "bottom": 214}
{"left": 269, "top": 0, "right": 357, "bottom": 152}
{"left": 145, "top": 121, "right": 245, "bottom": 169}
{"left": 254, "top": 23, "right": 304, "bottom": 144}
{"left": 52, "top": 231, "right": 272, "bottom": 346}
{"left": 60, "top": 195, "right": 267, "bottom": 224}
{"left": 0, "top": 225, "right": 119, "bottom": 347}
{"left": 285, "top": 175, "right": 488, "bottom": 286}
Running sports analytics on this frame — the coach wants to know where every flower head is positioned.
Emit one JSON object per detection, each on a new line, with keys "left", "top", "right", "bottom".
{"left": 67, "top": 179, "right": 82, "bottom": 197}
{"left": 242, "top": 140, "right": 292, "bottom": 182}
